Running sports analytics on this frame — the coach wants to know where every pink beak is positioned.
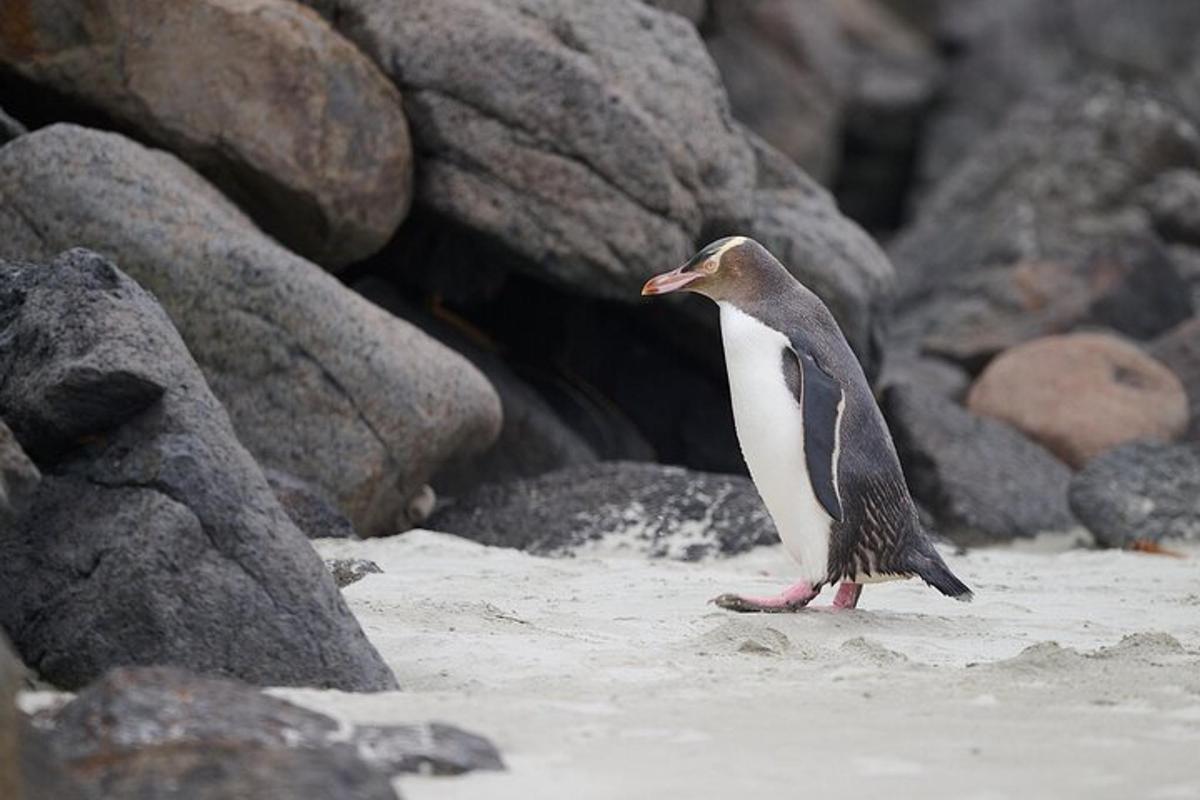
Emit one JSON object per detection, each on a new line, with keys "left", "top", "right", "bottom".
{"left": 641, "top": 265, "right": 702, "bottom": 296}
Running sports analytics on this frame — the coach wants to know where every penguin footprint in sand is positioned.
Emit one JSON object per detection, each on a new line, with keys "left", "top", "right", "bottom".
{"left": 643, "top": 237, "right": 972, "bottom": 612}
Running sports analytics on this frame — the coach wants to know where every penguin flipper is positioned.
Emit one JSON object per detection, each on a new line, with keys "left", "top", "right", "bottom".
{"left": 786, "top": 347, "right": 844, "bottom": 522}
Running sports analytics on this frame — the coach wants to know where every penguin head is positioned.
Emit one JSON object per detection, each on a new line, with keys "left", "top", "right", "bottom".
{"left": 641, "top": 236, "right": 788, "bottom": 303}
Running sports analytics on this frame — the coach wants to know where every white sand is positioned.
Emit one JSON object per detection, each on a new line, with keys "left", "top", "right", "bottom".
{"left": 273, "top": 531, "right": 1200, "bottom": 800}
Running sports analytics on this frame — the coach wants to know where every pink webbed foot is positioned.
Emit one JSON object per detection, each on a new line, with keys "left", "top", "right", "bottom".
{"left": 712, "top": 581, "right": 819, "bottom": 613}
{"left": 830, "top": 581, "right": 862, "bottom": 610}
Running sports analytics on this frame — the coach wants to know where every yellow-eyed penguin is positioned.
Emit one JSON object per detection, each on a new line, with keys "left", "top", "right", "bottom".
{"left": 642, "top": 237, "right": 972, "bottom": 611}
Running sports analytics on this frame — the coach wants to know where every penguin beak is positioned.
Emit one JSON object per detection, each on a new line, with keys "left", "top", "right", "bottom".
{"left": 641, "top": 265, "right": 702, "bottom": 296}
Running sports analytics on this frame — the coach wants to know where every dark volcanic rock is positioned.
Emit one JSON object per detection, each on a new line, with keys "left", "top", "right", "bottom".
{"left": 267, "top": 469, "right": 358, "bottom": 540}
{"left": 885, "top": 385, "right": 1078, "bottom": 543}
{"left": 0, "top": 421, "right": 39, "bottom": 528}
{"left": 428, "top": 462, "right": 776, "bottom": 560}
{"left": 1150, "top": 318, "right": 1200, "bottom": 441}
{"left": 326, "top": 559, "right": 383, "bottom": 589}
{"left": 0, "top": 124, "right": 500, "bottom": 536}
{"left": 891, "top": 78, "right": 1199, "bottom": 359}
{"left": 0, "top": 0, "right": 412, "bottom": 268}
{"left": 39, "top": 666, "right": 502, "bottom": 796}
{"left": 0, "top": 249, "right": 395, "bottom": 691}
{"left": 1069, "top": 441, "right": 1200, "bottom": 547}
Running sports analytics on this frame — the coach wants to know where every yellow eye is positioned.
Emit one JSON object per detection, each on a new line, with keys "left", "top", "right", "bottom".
{"left": 701, "top": 258, "right": 720, "bottom": 275}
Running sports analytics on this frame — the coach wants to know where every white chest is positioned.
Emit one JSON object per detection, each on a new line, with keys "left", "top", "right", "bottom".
{"left": 718, "top": 303, "right": 832, "bottom": 583}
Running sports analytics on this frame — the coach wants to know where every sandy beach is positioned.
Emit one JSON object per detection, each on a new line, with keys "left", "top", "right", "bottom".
{"left": 266, "top": 532, "right": 1200, "bottom": 800}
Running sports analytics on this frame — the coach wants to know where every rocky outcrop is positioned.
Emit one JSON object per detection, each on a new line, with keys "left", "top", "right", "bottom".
{"left": 966, "top": 333, "right": 1189, "bottom": 468}
{"left": 1069, "top": 441, "right": 1200, "bottom": 547}
{"left": 704, "top": 0, "right": 851, "bottom": 182}
{"left": 890, "top": 78, "right": 1199, "bottom": 359}
{"left": 1149, "top": 318, "right": 1200, "bottom": 441}
{"left": 300, "top": 0, "right": 756, "bottom": 298}
{"left": 0, "top": 249, "right": 395, "bottom": 691}
{"left": 0, "top": 634, "right": 19, "bottom": 800}
{"left": 35, "top": 666, "right": 502, "bottom": 797}
{"left": 0, "top": 106, "right": 25, "bottom": 145}
{"left": 266, "top": 469, "right": 358, "bottom": 540}
{"left": 0, "top": 0, "right": 412, "bottom": 267}
{"left": 0, "top": 421, "right": 39, "bottom": 530}
{"left": 0, "top": 124, "right": 501, "bottom": 536}
{"left": 885, "top": 385, "right": 1077, "bottom": 543}
{"left": 429, "top": 461, "right": 777, "bottom": 560}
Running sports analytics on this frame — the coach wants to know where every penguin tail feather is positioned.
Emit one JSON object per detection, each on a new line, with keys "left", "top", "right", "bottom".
{"left": 908, "top": 550, "right": 973, "bottom": 602}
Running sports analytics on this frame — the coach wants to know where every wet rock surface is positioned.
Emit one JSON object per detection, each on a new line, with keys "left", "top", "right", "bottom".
{"left": 0, "top": 249, "right": 395, "bottom": 691}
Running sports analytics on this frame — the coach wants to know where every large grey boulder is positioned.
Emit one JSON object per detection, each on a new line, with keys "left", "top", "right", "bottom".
{"left": 299, "top": 0, "right": 758, "bottom": 298}
{"left": 1150, "top": 318, "right": 1200, "bottom": 442}
{"left": 0, "top": 125, "right": 501, "bottom": 536}
{"left": 36, "top": 666, "right": 502, "bottom": 797}
{"left": 885, "top": 385, "right": 1078, "bottom": 543}
{"left": 1069, "top": 441, "right": 1200, "bottom": 547}
{"left": 428, "top": 461, "right": 777, "bottom": 560}
{"left": 890, "top": 78, "right": 1199, "bottom": 357}
{"left": 0, "top": 0, "right": 412, "bottom": 268}
{"left": 0, "top": 249, "right": 395, "bottom": 691}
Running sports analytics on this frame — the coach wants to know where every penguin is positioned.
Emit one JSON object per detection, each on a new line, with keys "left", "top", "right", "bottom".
{"left": 642, "top": 236, "right": 972, "bottom": 611}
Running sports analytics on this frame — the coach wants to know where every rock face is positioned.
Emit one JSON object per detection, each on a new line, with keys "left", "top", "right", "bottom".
{"left": 704, "top": 0, "right": 851, "bottom": 182}
{"left": 890, "top": 78, "right": 1199, "bottom": 359}
{"left": 1150, "top": 318, "right": 1200, "bottom": 441}
{"left": 0, "top": 106, "right": 25, "bottom": 144}
{"left": 300, "top": 0, "right": 757, "bottom": 298}
{"left": 967, "top": 333, "right": 1189, "bottom": 468}
{"left": 266, "top": 469, "right": 358, "bottom": 539}
{"left": 0, "top": 0, "right": 412, "bottom": 267}
{"left": 747, "top": 133, "right": 895, "bottom": 370}
{"left": 885, "top": 385, "right": 1077, "bottom": 543}
{"left": 0, "top": 634, "right": 19, "bottom": 800}
{"left": 0, "top": 421, "right": 39, "bottom": 529}
{"left": 0, "top": 249, "right": 395, "bottom": 691}
{"left": 0, "top": 124, "right": 501, "bottom": 536}
{"left": 37, "top": 666, "right": 502, "bottom": 797}
{"left": 428, "top": 461, "right": 777, "bottom": 560}
{"left": 1069, "top": 442, "right": 1200, "bottom": 547}
{"left": 921, "top": 0, "right": 1200, "bottom": 188}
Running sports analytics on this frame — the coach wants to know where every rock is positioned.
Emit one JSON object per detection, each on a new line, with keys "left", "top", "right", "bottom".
{"left": 877, "top": 354, "right": 970, "bottom": 402}
{"left": 267, "top": 469, "right": 358, "bottom": 539}
{"left": 884, "top": 385, "right": 1077, "bottom": 543}
{"left": 354, "top": 277, "right": 598, "bottom": 496}
{"left": 0, "top": 249, "right": 395, "bottom": 691}
{"left": 299, "top": 0, "right": 757, "bottom": 299}
{"left": 326, "top": 559, "right": 382, "bottom": 588}
{"left": 0, "top": 124, "right": 501, "bottom": 536}
{"left": 831, "top": 0, "right": 940, "bottom": 230}
{"left": 428, "top": 461, "right": 777, "bottom": 560}
{"left": 0, "top": 106, "right": 25, "bottom": 144}
{"left": 1139, "top": 169, "right": 1200, "bottom": 247}
{"left": 902, "top": 241, "right": 1194, "bottom": 372}
{"left": 747, "top": 132, "right": 895, "bottom": 370}
{"left": 1150, "top": 318, "right": 1200, "bottom": 441}
{"left": 918, "top": 0, "right": 1200, "bottom": 190}
{"left": 1069, "top": 441, "right": 1200, "bottom": 547}
{"left": 0, "top": 421, "right": 39, "bottom": 528}
{"left": 705, "top": 0, "right": 851, "bottom": 182}
{"left": 894, "top": 76, "right": 1200, "bottom": 300}
{"left": 39, "top": 666, "right": 502, "bottom": 795}
{"left": 966, "top": 332, "right": 1189, "bottom": 468}
{"left": 643, "top": 0, "right": 706, "bottom": 24}
{"left": 0, "top": 0, "right": 412, "bottom": 268}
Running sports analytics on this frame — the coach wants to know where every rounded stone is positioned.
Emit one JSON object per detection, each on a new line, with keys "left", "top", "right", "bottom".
{"left": 966, "top": 332, "right": 1189, "bottom": 467}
